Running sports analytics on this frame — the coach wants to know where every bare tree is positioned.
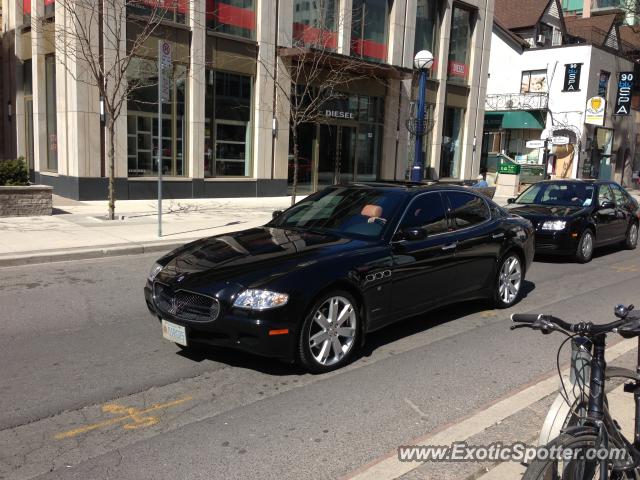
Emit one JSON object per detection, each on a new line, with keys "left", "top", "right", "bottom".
{"left": 259, "top": 1, "right": 384, "bottom": 205}
{"left": 34, "top": 0, "right": 175, "bottom": 219}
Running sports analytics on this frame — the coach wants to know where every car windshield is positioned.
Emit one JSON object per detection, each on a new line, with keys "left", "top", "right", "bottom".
{"left": 267, "top": 187, "right": 405, "bottom": 239}
{"left": 515, "top": 182, "right": 595, "bottom": 207}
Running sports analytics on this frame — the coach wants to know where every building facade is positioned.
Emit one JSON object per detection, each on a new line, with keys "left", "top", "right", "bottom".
{"left": 1, "top": 0, "right": 493, "bottom": 200}
{"left": 484, "top": 0, "right": 638, "bottom": 184}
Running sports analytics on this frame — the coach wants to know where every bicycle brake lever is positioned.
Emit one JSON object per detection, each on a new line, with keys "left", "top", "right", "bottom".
{"left": 510, "top": 324, "right": 532, "bottom": 331}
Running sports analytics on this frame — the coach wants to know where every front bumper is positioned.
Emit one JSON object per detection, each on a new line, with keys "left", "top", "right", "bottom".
{"left": 144, "top": 283, "right": 298, "bottom": 360}
{"left": 534, "top": 230, "right": 579, "bottom": 255}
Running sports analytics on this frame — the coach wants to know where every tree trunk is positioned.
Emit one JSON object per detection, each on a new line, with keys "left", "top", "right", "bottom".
{"left": 107, "top": 118, "right": 116, "bottom": 220}
{"left": 291, "top": 127, "right": 299, "bottom": 206}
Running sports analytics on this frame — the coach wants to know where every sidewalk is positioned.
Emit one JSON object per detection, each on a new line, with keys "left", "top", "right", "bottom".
{"left": 0, "top": 196, "right": 294, "bottom": 266}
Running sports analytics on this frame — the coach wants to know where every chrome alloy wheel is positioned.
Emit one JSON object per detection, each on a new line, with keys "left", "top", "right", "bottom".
{"left": 308, "top": 296, "right": 357, "bottom": 367}
{"left": 581, "top": 231, "right": 594, "bottom": 259}
{"left": 498, "top": 255, "right": 522, "bottom": 305}
{"left": 630, "top": 223, "right": 638, "bottom": 247}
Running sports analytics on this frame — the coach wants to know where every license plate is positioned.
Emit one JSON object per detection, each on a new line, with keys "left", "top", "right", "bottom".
{"left": 162, "top": 319, "right": 187, "bottom": 346}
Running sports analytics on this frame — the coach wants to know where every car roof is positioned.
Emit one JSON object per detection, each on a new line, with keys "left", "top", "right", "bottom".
{"left": 345, "top": 181, "right": 480, "bottom": 195}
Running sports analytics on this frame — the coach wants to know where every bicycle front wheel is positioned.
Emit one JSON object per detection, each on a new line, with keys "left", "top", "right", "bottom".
{"left": 523, "top": 433, "right": 637, "bottom": 480}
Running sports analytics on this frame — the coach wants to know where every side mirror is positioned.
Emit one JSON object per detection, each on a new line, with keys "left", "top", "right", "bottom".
{"left": 402, "top": 227, "right": 427, "bottom": 242}
{"left": 507, "top": 198, "right": 516, "bottom": 204}
{"left": 272, "top": 210, "right": 283, "bottom": 219}
{"left": 599, "top": 201, "right": 615, "bottom": 210}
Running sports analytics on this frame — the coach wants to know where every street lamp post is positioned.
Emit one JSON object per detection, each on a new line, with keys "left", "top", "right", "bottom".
{"left": 411, "top": 50, "right": 434, "bottom": 182}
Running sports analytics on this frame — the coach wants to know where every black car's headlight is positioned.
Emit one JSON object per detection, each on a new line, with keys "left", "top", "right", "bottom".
{"left": 148, "top": 262, "right": 163, "bottom": 282}
{"left": 541, "top": 220, "right": 567, "bottom": 231}
{"left": 233, "top": 289, "right": 289, "bottom": 310}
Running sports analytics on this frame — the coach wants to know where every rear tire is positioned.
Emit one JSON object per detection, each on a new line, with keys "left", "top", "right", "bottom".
{"left": 493, "top": 253, "right": 523, "bottom": 309}
{"left": 624, "top": 222, "right": 638, "bottom": 250}
{"left": 575, "top": 229, "right": 594, "bottom": 263}
{"left": 297, "top": 291, "right": 360, "bottom": 373}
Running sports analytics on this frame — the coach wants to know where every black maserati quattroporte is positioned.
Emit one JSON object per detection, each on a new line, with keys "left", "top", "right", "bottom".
{"left": 145, "top": 183, "right": 534, "bottom": 372}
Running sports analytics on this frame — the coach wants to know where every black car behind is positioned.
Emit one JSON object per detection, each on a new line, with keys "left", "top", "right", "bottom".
{"left": 145, "top": 183, "right": 534, "bottom": 372}
{"left": 506, "top": 180, "right": 639, "bottom": 262}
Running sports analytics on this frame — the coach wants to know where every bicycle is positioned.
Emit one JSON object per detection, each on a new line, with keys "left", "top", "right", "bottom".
{"left": 511, "top": 305, "right": 640, "bottom": 479}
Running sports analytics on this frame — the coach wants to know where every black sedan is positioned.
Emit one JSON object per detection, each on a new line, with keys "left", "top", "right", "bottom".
{"left": 506, "top": 180, "right": 639, "bottom": 263}
{"left": 145, "top": 183, "right": 534, "bottom": 372}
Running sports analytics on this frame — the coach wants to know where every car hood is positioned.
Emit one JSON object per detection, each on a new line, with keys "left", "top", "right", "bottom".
{"left": 506, "top": 204, "right": 586, "bottom": 219}
{"left": 156, "top": 227, "right": 369, "bottom": 290}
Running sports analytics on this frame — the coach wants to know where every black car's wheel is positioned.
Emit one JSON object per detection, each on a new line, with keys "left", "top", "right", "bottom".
{"left": 298, "top": 291, "right": 360, "bottom": 373}
{"left": 493, "top": 253, "right": 523, "bottom": 309}
{"left": 575, "top": 229, "right": 595, "bottom": 263}
{"left": 624, "top": 221, "right": 638, "bottom": 250}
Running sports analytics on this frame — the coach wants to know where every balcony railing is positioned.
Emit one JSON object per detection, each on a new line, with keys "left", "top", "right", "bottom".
{"left": 485, "top": 92, "right": 549, "bottom": 111}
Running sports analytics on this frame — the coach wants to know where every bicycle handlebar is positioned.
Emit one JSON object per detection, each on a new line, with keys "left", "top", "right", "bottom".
{"left": 511, "top": 313, "right": 630, "bottom": 336}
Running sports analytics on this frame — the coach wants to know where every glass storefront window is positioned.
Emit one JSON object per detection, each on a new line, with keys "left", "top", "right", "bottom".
{"left": 127, "top": 57, "right": 187, "bottom": 177}
{"left": 293, "top": 0, "right": 338, "bottom": 49}
{"left": 207, "top": 0, "right": 256, "bottom": 40}
{"left": 440, "top": 106, "right": 465, "bottom": 178}
{"left": 44, "top": 0, "right": 54, "bottom": 17}
{"left": 414, "top": 0, "right": 440, "bottom": 63}
{"left": 45, "top": 55, "right": 58, "bottom": 172}
{"left": 351, "top": 0, "right": 389, "bottom": 62}
{"left": 205, "top": 70, "right": 253, "bottom": 177}
{"left": 127, "top": 0, "right": 187, "bottom": 24}
{"left": 447, "top": 5, "right": 473, "bottom": 84}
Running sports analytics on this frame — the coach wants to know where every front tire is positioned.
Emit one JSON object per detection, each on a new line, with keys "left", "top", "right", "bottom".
{"left": 297, "top": 291, "right": 360, "bottom": 373}
{"left": 494, "top": 253, "right": 523, "bottom": 308}
{"left": 624, "top": 222, "right": 638, "bottom": 250}
{"left": 575, "top": 229, "right": 595, "bottom": 263}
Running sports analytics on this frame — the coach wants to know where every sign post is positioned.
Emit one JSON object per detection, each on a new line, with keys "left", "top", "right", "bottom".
{"left": 158, "top": 41, "right": 171, "bottom": 237}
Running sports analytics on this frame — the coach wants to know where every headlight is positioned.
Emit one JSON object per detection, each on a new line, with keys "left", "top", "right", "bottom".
{"left": 541, "top": 220, "right": 567, "bottom": 231}
{"left": 148, "top": 262, "right": 163, "bottom": 281}
{"left": 233, "top": 289, "right": 289, "bottom": 310}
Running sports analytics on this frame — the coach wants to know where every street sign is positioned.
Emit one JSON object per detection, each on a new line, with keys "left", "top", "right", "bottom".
{"left": 498, "top": 162, "right": 521, "bottom": 175}
{"left": 551, "top": 136, "right": 570, "bottom": 146}
{"left": 526, "top": 140, "right": 546, "bottom": 149}
{"left": 159, "top": 41, "right": 172, "bottom": 103}
{"left": 614, "top": 72, "right": 634, "bottom": 116}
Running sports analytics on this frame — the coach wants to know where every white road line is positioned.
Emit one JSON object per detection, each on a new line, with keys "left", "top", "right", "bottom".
{"left": 345, "top": 339, "right": 637, "bottom": 480}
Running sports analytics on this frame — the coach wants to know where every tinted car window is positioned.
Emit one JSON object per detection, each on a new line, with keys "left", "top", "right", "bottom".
{"left": 515, "top": 182, "right": 594, "bottom": 207}
{"left": 597, "top": 184, "right": 614, "bottom": 206}
{"left": 400, "top": 193, "right": 448, "bottom": 235}
{"left": 610, "top": 183, "right": 629, "bottom": 207}
{"left": 268, "top": 187, "right": 404, "bottom": 239}
{"left": 446, "top": 192, "right": 490, "bottom": 229}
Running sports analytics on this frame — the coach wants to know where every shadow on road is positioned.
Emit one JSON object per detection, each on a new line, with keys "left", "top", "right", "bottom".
{"left": 534, "top": 243, "right": 625, "bottom": 264}
{"left": 176, "top": 280, "right": 535, "bottom": 375}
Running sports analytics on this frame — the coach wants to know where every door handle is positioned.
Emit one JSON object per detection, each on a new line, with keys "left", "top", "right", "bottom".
{"left": 492, "top": 233, "right": 505, "bottom": 239}
{"left": 441, "top": 242, "right": 458, "bottom": 251}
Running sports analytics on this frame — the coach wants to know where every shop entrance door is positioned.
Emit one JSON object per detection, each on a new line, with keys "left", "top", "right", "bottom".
{"left": 317, "top": 125, "right": 357, "bottom": 189}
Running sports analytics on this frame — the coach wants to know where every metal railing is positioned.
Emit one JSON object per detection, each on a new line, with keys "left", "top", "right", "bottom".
{"left": 485, "top": 92, "right": 549, "bottom": 111}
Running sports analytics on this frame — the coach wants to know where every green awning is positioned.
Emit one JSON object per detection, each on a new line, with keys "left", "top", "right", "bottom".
{"left": 484, "top": 111, "right": 545, "bottom": 130}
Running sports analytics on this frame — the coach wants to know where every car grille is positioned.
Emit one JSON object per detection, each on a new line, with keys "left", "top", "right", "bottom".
{"left": 153, "top": 282, "right": 220, "bottom": 322}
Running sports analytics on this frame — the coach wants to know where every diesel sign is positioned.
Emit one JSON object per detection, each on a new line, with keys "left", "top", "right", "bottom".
{"left": 324, "top": 110, "right": 355, "bottom": 119}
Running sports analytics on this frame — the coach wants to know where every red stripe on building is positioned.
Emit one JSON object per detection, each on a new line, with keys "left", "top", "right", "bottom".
{"left": 352, "top": 39, "right": 387, "bottom": 61}
{"left": 23, "top": 0, "right": 31, "bottom": 14}
{"left": 210, "top": 1, "right": 256, "bottom": 30}
{"left": 137, "top": 0, "right": 188, "bottom": 14}
{"left": 44, "top": 0, "right": 54, "bottom": 5}
{"left": 293, "top": 23, "right": 337, "bottom": 49}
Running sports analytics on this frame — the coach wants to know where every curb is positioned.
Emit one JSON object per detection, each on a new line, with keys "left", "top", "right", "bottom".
{"left": 0, "top": 239, "right": 196, "bottom": 268}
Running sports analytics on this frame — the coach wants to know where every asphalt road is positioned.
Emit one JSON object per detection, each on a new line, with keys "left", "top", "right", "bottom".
{"left": 1, "top": 244, "right": 639, "bottom": 480}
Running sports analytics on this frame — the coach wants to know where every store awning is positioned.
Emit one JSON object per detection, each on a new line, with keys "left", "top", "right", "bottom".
{"left": 484, "top": 111, "right": 545, "bottom": 130}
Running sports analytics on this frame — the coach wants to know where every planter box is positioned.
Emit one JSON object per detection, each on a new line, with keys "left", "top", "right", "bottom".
{"left": 0, "top": 185, "right": 53, "bottom": 217}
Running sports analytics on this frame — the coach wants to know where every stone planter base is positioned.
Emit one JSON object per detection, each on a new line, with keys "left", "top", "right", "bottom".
{"left": 0, "top": 185, "right": 53, "bottom": 217}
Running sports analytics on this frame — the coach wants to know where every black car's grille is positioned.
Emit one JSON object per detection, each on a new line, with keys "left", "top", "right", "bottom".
{"left": 153, "top": 282, "right": 220, "bottom": 322}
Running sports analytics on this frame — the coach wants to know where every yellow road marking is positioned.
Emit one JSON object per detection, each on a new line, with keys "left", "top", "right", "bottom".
{"left": 612, "top": 265, "right": 639, "bottom": 273}
{"left": 54, "top": 395, "right": 192, "bottom": 440}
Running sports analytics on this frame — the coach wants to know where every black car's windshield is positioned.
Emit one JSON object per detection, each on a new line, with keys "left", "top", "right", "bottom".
{"left": 515, "top": 182, "right": 595, "bottom": 207}
{"left": 267, "top": 187, "right": 405, "bottom": 239}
